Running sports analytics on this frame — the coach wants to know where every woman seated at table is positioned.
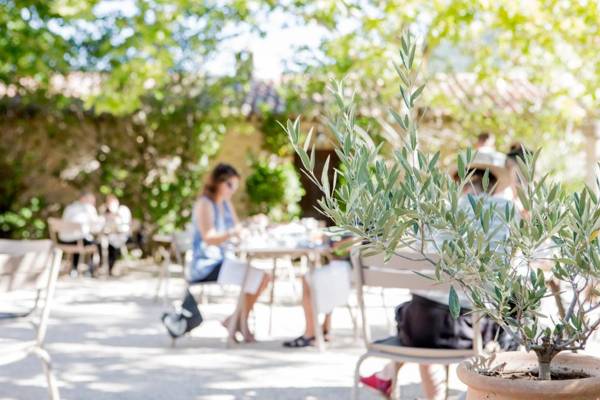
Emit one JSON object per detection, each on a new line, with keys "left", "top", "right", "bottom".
{"left": 162, "top": 163, "right": 271, "bottom": 342}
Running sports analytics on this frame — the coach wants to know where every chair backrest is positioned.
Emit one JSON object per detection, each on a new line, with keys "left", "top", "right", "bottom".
{"left": 47, "top": 217, "right": 84, "bottom": 242}
{"left": 352, "top": 250, "right": 446, "bottom": 291}
{"left": 171, "top": 229, "right": 193, "bottom": 266}
{"left": 0, "top": 240, "right": 62, "bottom": 344}
{"left": 0, "top": 240, "right": 55, "bottom": 292}
{"left": 351, "top": 247, "right": 480, "bottom": 352}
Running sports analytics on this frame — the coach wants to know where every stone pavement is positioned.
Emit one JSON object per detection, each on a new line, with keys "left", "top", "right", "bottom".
{"left": 0, "top": 265, "right": 471, "bottom": 400}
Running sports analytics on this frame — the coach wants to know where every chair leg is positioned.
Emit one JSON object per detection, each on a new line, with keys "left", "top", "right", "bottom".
{"left": 32, "top": 347, "right": 60, "bottom": 400}
{"left": 154, "top": 250, "right": 169, "bottom": 303}
{"left": 445, "top": 364, "right": 450, "bottom": 400}
{"left": 285, "top": 257, "right": 300, "bottom": 299}
{"left": 352, "top": 353, "right": 369, "bottom": 400}
{"left": 268, "top": 258, "right": 277, "bottom": 336}
{"left": 199, "top": 285, "right": 206, "bottom": 304}
{"left": 346, "top": 302, "right": 359, "bottom": 341}
{"left": 154, "top": 263, "right": 164, "bottom": 302}
{"left": 391, "top": 366, "right": 399, "bottom": 399}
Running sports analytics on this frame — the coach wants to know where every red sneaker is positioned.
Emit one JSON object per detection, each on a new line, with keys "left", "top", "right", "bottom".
{"left": 359, "top": 373, "right": 392, "bottom": 398}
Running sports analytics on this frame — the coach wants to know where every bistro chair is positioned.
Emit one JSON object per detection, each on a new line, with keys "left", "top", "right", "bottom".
{"left": 350, "top": 248, "right": 482, "bottom": 400}
{"left": 172, "top": 229, "right": 225, "bottom": 305}
{"left": 0, "top": 239, "right": 63, "bottom": 400}
{"left": 47, "top": 217, "right": 98, "bottom": 274}
{"left": 154, "top": 227, "right": 195, "bottom": 303}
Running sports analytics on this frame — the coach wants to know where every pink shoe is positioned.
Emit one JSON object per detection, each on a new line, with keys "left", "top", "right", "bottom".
{"left": 360, "top": 373, "right": 392, "bottom": 398}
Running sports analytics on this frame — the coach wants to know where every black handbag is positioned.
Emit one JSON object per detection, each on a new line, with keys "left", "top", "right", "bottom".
{"left": 161, "top": 289, "right": 203, "bottom": 338}
{"left": 180, "top": 289, "right": 203, "bottom": 333}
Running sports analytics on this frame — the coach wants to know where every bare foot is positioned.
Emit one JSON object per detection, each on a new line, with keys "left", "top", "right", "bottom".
{"left": 241, "top": 330, "right": 256, "bottom": 343}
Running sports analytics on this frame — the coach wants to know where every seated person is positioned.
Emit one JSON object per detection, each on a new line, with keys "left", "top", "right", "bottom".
{"left": 474, "top": 131, "right": 496, "bottom": 152}
{"left": 162, "top": 163, "right": 271, "bottom": 342}
{"left": 283, "top": 233, "right": 355, "bottom": 347}
{"left": 59, "top": 191, "right": 103, "bottom": 277}
{"left": 100, "top": 195, "right": 132, "bottom": 276}
{"left": 360, "top": 169, "right": 517, "bottom": 399}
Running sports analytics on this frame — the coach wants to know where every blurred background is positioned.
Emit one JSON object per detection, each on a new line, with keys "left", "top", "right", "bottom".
{"left": 2, "top": 0, "right": 599, "bottom": 242}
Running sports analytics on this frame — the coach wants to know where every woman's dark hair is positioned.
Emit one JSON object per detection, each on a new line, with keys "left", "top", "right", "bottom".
{"left": 203, "top": 163, "right": 240, "bottom": 200}
{"left": 468, "top": 168, "right": 498, "bottom": 194}
{"left": 506, "top": 142, "right": 532, "bottom": 163}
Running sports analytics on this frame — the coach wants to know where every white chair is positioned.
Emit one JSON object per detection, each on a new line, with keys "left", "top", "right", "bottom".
{"left": 154, "top": 226, "right": 213, "bottom": 303}
{"left": 351, "top": 248, "right": 481, "bottom": 400}
{"left": 47, "top": 217, "right": 98, "bottom": 274}
{"left": 0, "top": 239, "right": 62, "bottom": 400}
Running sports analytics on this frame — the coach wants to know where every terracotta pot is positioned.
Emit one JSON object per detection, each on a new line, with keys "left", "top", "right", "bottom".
{"left": 457, "top": 351, "right": 600, "bottom": 400}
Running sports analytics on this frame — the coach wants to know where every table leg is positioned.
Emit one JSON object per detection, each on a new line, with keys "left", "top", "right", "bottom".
{"left": 154, "top": 246, "right": 170, "bottom": 303}
{"left": 101, "top": 236, "right": 109, "bottom": 276}
{"left": 269, "top": 257, "right": 277, "bottom": 336}
{"left": 308, "top": 251, "right": 325, "bottom": 351}
{"left": 227, "top": 256, "right": 251, "bottom": 347}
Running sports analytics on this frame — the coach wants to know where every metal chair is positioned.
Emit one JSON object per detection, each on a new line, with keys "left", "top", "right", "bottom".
{"left": 154, "top": 227, "right": 197, "bottom": 303}
{"left": 351, "top": 248, "right": 481, "bottom": 400}
{"left": 47, "top": 217, "right": 98, "bottom": 274}
{"left": 0, "top": 239, "right": 63, "bottom": 400}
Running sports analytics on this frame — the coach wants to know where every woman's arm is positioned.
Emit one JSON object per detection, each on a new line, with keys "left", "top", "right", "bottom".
{"left": 195, "top": 198, "right": 234, "bottom": 246}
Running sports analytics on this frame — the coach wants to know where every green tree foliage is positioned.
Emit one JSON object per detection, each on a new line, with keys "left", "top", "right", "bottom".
{"left": 245, "top": 157, "right": 304, "bottom": 222}
{"left": 282, "top": 1, "right": 600, "bottom": 165}
{"left": 0, "top": 0, "right": 279, "bottom": 238}
{"left": 260, "top": 110, "right": 294, "bottom": 156}
{"left": 0, "top": 72, "right": 250, "bottom": 238}
{"left": 1, "top": 0, "right": 277, "bottom": 114}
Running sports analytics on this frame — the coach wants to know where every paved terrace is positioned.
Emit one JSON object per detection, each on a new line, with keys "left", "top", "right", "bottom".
{"left": 3, "top": 263, "right": 585, "bottom": 400}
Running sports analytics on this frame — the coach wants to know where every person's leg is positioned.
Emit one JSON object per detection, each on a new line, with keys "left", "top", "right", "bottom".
{"left": 377, "top": 361, "right": 403, "bottom": 380}
{"left": 300, "top": 276, "right": 332, "bottom": 338}
{"left": 301, "top": 276, "right": 316, "bottom": 337}
{"left": 86, "top": 240, "right": 99, "bottom": 276}
{"left": 238, "top": 273, "right": 271, "bottom": 341}
{"left": 322, "top": 312, "right": 332, "bottom": 338}
{"left": 283, "top": 276, "right": 328, "bottom": 347}
{"left": 108, "top": 245, "right": 121, "bottom": 275}
{"left": 71, "top": 252, "right": 80, "bottom": 273}
{"left": 419, "top": 364, "right": 447, "bottom": 400}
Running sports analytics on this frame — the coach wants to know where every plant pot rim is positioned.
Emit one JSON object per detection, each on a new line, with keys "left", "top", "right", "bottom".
{"left": 457, "top": 351, "right": 600, "bottom": 396}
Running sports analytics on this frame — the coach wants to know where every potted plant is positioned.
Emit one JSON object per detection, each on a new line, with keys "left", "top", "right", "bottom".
{"left": 284, "top": 32, "right": 600, "bottom": 399}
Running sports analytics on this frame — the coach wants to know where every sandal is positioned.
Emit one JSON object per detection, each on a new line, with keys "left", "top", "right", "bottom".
{"left": 360, "top": 374, "right": 392, "bottom": 398}
{"left": 283, "top": 335, "right": 316, "bottom": 348}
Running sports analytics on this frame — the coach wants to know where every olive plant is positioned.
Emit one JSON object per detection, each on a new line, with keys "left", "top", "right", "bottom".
{"left": 284, "top": 32, "right": 600, "bottom": 380}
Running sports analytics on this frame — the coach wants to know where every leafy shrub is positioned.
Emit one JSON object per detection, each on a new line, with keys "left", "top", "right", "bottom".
{"left": 245, "top": 158, "right": 304, "bottom": 222}
{"left": 0, "top": 197, "right": 47, "bottom": 239}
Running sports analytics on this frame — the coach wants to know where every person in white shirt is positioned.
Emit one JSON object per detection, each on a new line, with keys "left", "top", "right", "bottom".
{"left": 59, "top": 191, "right": 103, "bottom": 276}
{"left": 475, "top": 132, "right": 496, "bottom": 152}
{"left": 100, "top": 195, "right": 132, "bottom": 276}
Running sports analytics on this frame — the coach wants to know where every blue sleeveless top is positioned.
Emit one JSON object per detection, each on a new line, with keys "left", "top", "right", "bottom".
{"left": 189, "top": 196, "right": 235, "bottom": 282}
